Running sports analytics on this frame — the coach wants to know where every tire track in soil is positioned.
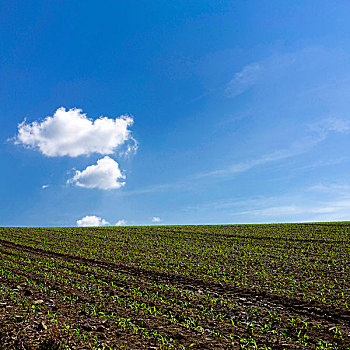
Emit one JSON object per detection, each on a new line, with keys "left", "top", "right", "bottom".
{"left": 1, "top": 238, "right": 349, "bottom": 329}
{"left": 1, "top": 275, "right": 228, "bottom": 349}
{"left": 0, "top": 245, "right": 229, "bottom": 349}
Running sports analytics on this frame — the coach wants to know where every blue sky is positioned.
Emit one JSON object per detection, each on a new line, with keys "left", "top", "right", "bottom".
{"left": 2, "top": 1, "right": 350, "bottom": 226}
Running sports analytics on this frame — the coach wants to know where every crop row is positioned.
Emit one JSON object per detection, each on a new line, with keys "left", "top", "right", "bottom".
{"left": 1, "top": 240, "right": 348, "bottom": 349}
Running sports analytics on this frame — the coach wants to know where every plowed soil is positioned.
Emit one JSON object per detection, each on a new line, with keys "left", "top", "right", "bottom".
{"left": 0, "top": 224, "right": 349, "bottom": 349}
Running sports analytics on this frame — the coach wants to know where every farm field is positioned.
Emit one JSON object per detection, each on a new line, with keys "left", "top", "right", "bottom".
{"left": 0, "top": 223, "right": 349, "bottom": 349}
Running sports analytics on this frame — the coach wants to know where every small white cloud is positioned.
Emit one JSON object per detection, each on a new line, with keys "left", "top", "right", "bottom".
{"left": 152, "top": 217, "right": 161, "bottom": 223}
{"left": 77, "top": 215, "right": 109, "bottom": 227}
{"left": 68, "top": 156, "right": 125, "bottom": 190}
{"left": 42, "top": 184, "right": 49, "bottom": 189}
{"left": 15, "top": 107, "right": 135, "bottom": 157}
{"left": 115, "top": 219, "right": 126, "bottom": 226}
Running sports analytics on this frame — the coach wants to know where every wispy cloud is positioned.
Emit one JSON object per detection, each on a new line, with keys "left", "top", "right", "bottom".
{"left": 123, "top": 181, "right": 187, "bottom": 196}
{"left": 224, "top": 46, "right": 345, "bottom": 100}
{"left": 197, "top": 117, "right": 349, "bottom": 179}
{"left": 238, "top": 205, "right": 335, "bottom": 218}
{"left": 291, "top": 157, "right": 348, "bottom": 173}
{"left": 234, "top": 182, "right": 350, "bottom": 222}
{"left": 187, "top": 185, "right": 350, "bottom": 223}
{"left": 307, "top": 183, "right": 350, "bottom": 193}
{"left": 309, "top": 117, "right": 350, "bottom": 134}
{"left": 299, "top": 77, "right": 350, "bottom": 97}
{"left": 225, "top": 63, "right": 261, "bottom": 98}
{"left": 121, "top": 117, "right": 348, "bottom": 197}
{"left": 152, "top": 217, "right": 161, "bottom": 223}
{"left": 236, "top": 199, "right": 350, "bottom": 222}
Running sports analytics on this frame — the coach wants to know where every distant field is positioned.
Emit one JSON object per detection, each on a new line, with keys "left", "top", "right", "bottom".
{"left": 0, "top": 223, "right": 349, "bottom": 349}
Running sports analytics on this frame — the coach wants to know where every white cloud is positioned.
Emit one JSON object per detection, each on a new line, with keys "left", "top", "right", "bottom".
{"left": 42, "top": 184, "right": 49, "bottom": 189}
{"left": 152, "top": 217, "right": 161, "bottom": 223}
{"left": 115, "top": 219, "right": 126, "bottom": 226}
{"left": 15, "top": 107, "right": 134, "bottom": 157}
{"left": 68, "top": 156, "right": 125, "bottom": 190}
{"left": 76, "top": 215, "right": 109, "bottom": 227}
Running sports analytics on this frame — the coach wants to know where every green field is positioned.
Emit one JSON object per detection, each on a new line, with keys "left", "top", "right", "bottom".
{"left": 0, "top": 223, "right": 349, "bottom": 349}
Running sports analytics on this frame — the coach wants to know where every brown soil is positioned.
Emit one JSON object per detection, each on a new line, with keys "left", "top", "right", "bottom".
{"left": 0, "top": 235, "right": 349, "bottom": 349}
